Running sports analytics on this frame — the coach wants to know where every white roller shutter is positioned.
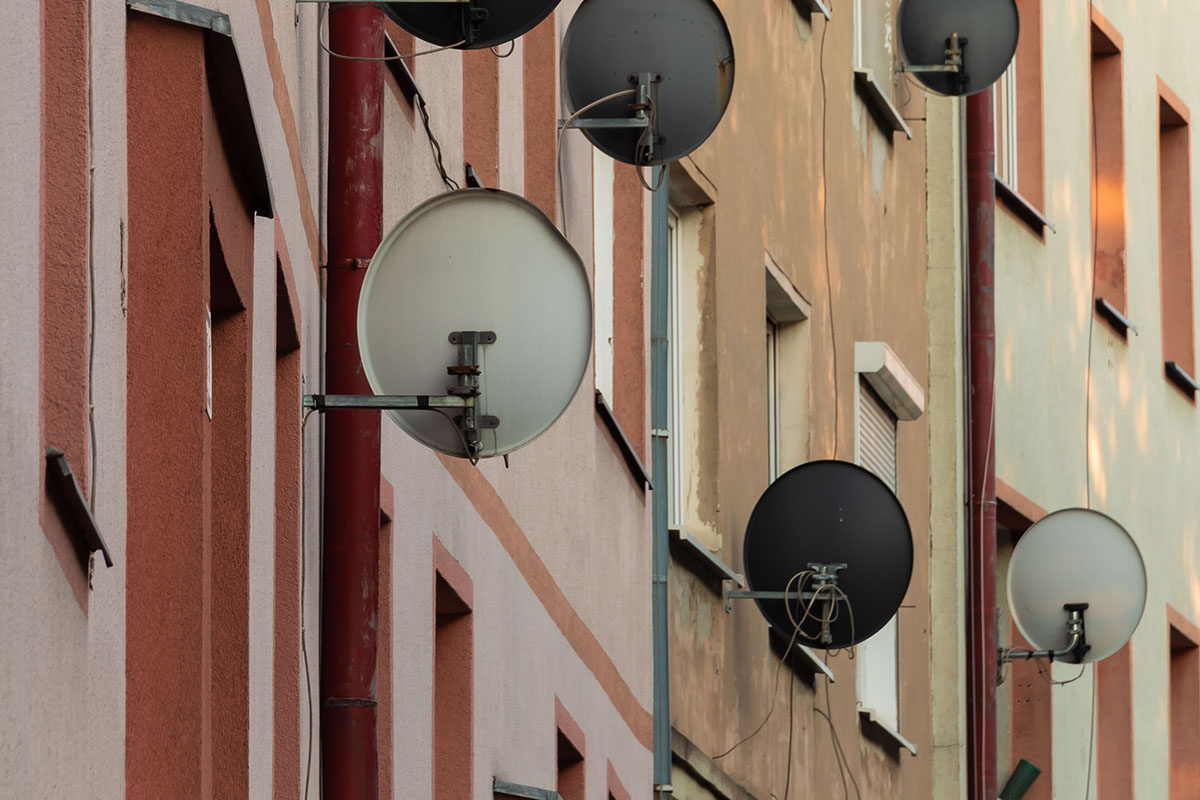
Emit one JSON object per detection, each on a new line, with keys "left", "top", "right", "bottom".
{"left": 857, "top": 382, "right": 897, "bottom": 491}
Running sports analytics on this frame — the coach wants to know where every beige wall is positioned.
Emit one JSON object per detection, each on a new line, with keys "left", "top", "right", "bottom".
{"left": 667, "top": 0, "right": 934, "bottom": 798}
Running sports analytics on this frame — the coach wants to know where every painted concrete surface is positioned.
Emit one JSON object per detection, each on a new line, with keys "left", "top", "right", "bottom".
{"left": 665, "top": 0, "right": 934, "bottom": 798}
{"left": 938, "top": 1, "right": 1200, "bottom": 798}
{"left": 5, "top": 2, "right": 655, "bottom": 798}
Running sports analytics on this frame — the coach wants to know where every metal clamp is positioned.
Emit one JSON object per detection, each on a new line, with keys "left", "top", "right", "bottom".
{"left": 1000, "top": 603, "right": 1092, "bottom": 665}
{"left": 897, "top": 33, "right": 968, "bottom": 93}
{"left": 559, "top": 73, "right": 661, "bottom": 162}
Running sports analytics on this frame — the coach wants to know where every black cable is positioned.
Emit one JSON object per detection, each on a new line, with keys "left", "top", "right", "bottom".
{"left": 1085, "top": 48, "right": 1099, "bottom": 511}
{"left": 783, "top": 670, "right": 795, "bottom": 799}
{"left": 417, "top": 94, "right": 460, "bottom": 192}
{"left": 819, "top": 9, "right": 839, "bottom": 461}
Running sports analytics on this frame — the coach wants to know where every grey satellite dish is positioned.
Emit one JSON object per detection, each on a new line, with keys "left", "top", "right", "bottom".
{"left": 380, "top": 0, "right": 560, "bottom": 50}
{"left": 898, "top": 0, "right": 1019, "bottom": 96}
{"left": 1007, "top": 509, "right": 1146, "bottom": 664}
{"left": 560, "top": 0, "right": 735, "bottom": 166}
{"left": 358, "top": 188, "right": 592, "bottom": 459}
{"left": 740, "top": 461, "right": 913, "bottom": 649}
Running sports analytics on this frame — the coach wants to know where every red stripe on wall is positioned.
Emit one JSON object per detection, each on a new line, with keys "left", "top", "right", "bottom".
{"left": 523, "top": 15, "right": 557, "bottom": 220}
{"left": 612, "top": 166, "right": 646, "bottom": 464}
{"left": 40, "top": 0, "right": 92, "bottom": 609}
{"left": 126, "top": 17, "right": 210, "bottom": 798}
{"left": 463, "top": 49, "right": 500, "bottom": 186}
{"left": 435, "top": 455, "right": 655, "bottom": 750}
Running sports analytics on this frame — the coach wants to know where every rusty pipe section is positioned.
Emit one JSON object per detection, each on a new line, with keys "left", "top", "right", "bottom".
{"left": 322, "top": 4, "right": 384, "bottom": 799}
{"left": 965, "top": 88, "right": 998, "bottom": 800}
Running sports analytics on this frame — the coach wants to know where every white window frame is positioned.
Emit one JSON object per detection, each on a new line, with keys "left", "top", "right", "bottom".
{"left": 852, "top": 0, "right": 896, "bottom": 89}
{"left": 766, "top": 316, "right": 780, "bottom": 483}
{"left": 667, "top": 207, "right": 684, "bottom": 528}
{"left": 996, "top": 59, "right": 1020, "bottom": 189}
{"left": 593, "top": 150, "right": 615, "bottom": 403}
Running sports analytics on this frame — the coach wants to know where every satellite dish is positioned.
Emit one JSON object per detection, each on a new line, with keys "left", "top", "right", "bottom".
{"left": 742, "top": 461, "right": 913, "bottom": 649}
{"left": 897, "top": 0, "right": 1019, "bottom": 96}
{"left": 358, "top": 188, "right": 592, "bottom": 458}
{"left": 1007, "top": 508, "right": 1146, "bottom": 664}
{"left": 380, "top": 0, "right": 560, "bottom": 50}
{"left": 560, "top": 0, "right": 735, "bottom": 166}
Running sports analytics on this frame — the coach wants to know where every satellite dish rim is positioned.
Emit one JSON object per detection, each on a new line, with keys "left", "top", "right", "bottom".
{"left": 742, "top": 459, "right": 914, "bottom": 648}
{"left": 357, "top": 187, "right": 593, "bottom": 459}
{"left": 1006, "top": 506, "right": 1147, "bottom": 662}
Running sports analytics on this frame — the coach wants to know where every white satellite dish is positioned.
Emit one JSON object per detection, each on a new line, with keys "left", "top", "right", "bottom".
{"left": 1006, "top": 508, "right": 1146, "bottom": 664}
{"left": 357, "top": 188, "right": 592, "bottom": 459}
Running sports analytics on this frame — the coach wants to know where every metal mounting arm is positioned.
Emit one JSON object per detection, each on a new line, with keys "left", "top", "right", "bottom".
{"left": 1000, "top": 603, "right": 1092, "bottom": 665}
{"left": 723, "top": 563, "right": 848, "bottom": 644}
{"left": 897, "top": 33, "right": 968, "bottom": 93}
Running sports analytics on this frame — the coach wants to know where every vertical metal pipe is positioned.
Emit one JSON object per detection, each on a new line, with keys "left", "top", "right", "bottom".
{"left": 965, "top": 88, "right": 998, "bottom": 800}
{"left": 322, "top": 4, "right": 384, "bottom": 799}
{"left": 650, "top": 164, "right": 673, "bottom": 797}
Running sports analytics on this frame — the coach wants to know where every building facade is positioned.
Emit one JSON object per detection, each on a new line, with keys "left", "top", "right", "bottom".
{"left": 2, "top": 1, "right": 656, "bottom": 797}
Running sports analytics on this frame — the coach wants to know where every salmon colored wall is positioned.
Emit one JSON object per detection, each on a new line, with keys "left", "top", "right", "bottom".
{"left": 1168, "top": 607, "right": 1200, "bottom": 800}
{"left": 1097, "top": 644, "right": 1134, "bottom": 800}
{"left": 612, "top": 166, "right": 646, "bottom": 464}
{"left": 126, "top": 17, "right": 210, "bottom": 797}
{"left": 1008, "top": 624, "right": 1053, "bottom": 799}
{"left": 127, "top": 15, "right": 258, "bottom": 798}
{"left": 39, "top": 0, "right": 92, "bottom": 609}
{"left": 1015, "top": 0, "right": 1045, "bottom": 211}
{"left": 378, "top": 477, "right": 395, "bottom": 800}
{"left": 606, "top": 760, "right": 632, "bottom": 800}
{"left": 1090, "top": 13, "right": 1126, "bottom": 315}
{"left": 463, "top": 49, "right": 499, "bottom": 186}
{"left": 523, "top": 15, "right": 557, "bottom": 221}
{"left": 1158, "top": 81, "right": 1195, "bottom": 381}
{"left": 433, "top": 536, "right": 473, "bottom": 800}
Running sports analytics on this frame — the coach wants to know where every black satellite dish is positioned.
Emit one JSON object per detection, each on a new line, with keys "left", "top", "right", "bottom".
{"left": 897, "top": 0, "right": 1019, "bottom": 96}
{"left": 560, "top": 0, "right": 735, "bottom": 166}
{"left": 380, "top": 0, "right": 560, "bottom": 50}
{"left": 741, "top": 461, "right": 913, "bottom": 649}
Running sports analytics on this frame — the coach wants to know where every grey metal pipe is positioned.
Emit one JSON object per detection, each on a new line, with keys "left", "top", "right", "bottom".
{"left": 650, "top": 164, "right": 673, "bottom": 797}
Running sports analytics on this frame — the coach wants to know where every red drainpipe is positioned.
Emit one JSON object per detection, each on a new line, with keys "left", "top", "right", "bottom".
{"left": 322, "top": 4, "right": 384, "bottom": 798}
{"left": 965, "top": 88, "right": 998, "bottom": 800}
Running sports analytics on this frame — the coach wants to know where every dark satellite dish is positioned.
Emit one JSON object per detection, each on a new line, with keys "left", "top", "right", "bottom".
{"left": 742, "top": 461, "right": 913, "bottom": 649}
{"left": 897, "top": 0, "right": 1019, "bottom": 96}
{"left": 380, "top": 0, "right": 560, "bottom": 50}
{"left": 560, "top": 0, "right": 735, "bottom": 166}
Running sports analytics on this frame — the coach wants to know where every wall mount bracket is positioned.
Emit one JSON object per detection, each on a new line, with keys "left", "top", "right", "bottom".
{"left": 1000, "top": 603, "right": 1092, "bottom": 665}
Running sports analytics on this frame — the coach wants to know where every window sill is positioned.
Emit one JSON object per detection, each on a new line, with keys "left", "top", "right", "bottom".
{"left": 595, "top": 390, "right": 652, "bottom": 489}
{"left": 790, "top": 641, "right": 836, "bottom": 681}
{"left": 853, "top": 69, "right": 912, "bottom": 141}
{"left": 383, "top": 31, "right": 419, "bottom": 109}
{"left": 858, "top": 707, "right": 918, "bottom": 756}
{"left": 1095, "top": 297, "right": 1137, "bottom": 339}
{"left": 994, "top": 175, "right": 1055, "bottom": 237}
{"left": 670, "top": 527, "right": 743, "bottom": 589}
{"left": 1166, "top": 361, "right": 1200, "bottom": 400}
{"left": 792, "top": 0, "right": 831, "bottom": 20}
{"left": 45, "top": 447, "right": 113, "bottom": 571}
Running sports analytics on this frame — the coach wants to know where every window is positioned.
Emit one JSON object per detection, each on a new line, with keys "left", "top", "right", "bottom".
{"left": 855, "top": 381, "right": 900, "bottom": 730}
{"left": 764, "top": 253, "right": 811, "bottom": 480}
{"left": 852, "top": 342, "right": 924, "bottom": 742}
{"left": 852, "top": 0, "right": 894, "bottom": 92}
{"left": 994, "top": 0, "right": 1046, "bottom": 217}
{"left": 766, "top": 317, "right": 780, "bottom": 483}
{"left": 1090, "top": 11, "right": 1126, "bottom": 326}
{"left": 433, "top": 539, "right": 473, "bottom": 800}
{"left": 1168, "top": 608, "right": 1200, "bottom": 800}
{"left": 1158, "top": 81, "right": 1197, "bottom": 396}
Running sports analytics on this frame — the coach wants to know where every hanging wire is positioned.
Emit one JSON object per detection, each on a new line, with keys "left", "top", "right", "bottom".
{"left": 417, "top": 94, "right": 461, "bottom": 191}
{"left": 556, "top": 89, "right": 639, "bottom": 236}
{"left": 818, "top": 10, "right": 840, "bottom": 461}
{"left": 635, "top": 97, "right": 668, "bottom": 193}
{"left": 300, "top": 407, "right": 317, "bottom": 800}
{"left": 1084, "top": 48, "right": 1100, "bottom": 511}
{"left": 318, "top": 3, "right": 464, "bottom": 61}
{"left": 490, "top": 40, "right": 516, "bottom": 58}
{"left": 1084, "top": 666, "right": 1097, "bottom": 800}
